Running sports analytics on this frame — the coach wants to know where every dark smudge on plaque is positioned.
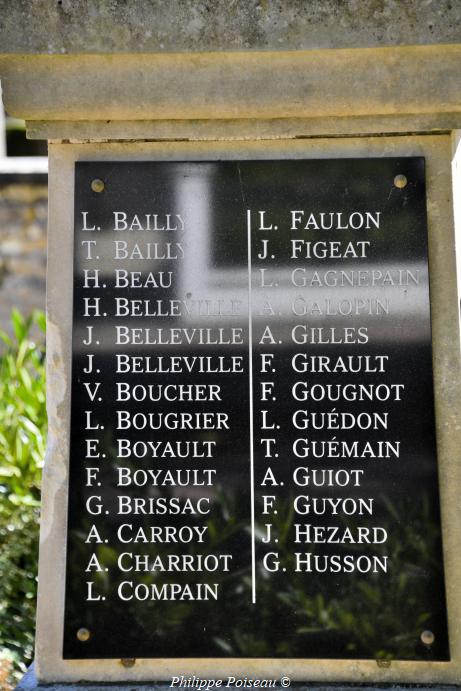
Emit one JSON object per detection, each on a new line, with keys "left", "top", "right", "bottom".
{"left": 63, "top": 159, "right": 449, "bottom": 661}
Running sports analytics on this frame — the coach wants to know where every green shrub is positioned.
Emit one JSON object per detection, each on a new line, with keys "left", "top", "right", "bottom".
{"left": 0, "top": 309, "right": 46, "bottom": 686}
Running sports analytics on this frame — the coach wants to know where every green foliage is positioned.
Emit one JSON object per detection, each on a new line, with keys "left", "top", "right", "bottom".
{"left": 0, "top": 310, "right": 46, "bottom": 685}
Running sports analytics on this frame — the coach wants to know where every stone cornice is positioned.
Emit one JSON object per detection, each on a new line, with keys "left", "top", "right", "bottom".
{"left": 1, "top": 46, "right": 461, "bottom": 130}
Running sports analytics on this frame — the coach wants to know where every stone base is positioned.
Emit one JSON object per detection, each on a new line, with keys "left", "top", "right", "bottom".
{"left": 16, "top": 665, "right": 461, "bottom": 691}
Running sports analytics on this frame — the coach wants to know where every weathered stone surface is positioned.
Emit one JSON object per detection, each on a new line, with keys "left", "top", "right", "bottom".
{"left": 0, "top": 0, "right": 460, "bottom": 54}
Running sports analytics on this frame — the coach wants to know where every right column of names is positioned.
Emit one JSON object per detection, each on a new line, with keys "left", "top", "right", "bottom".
{"left": 251, "top": 202, "right": 410, "bottom": 584}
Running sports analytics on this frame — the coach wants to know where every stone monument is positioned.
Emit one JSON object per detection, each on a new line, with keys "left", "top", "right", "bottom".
{"left": 1, "top": 1, "right": 461, "bottom": 688}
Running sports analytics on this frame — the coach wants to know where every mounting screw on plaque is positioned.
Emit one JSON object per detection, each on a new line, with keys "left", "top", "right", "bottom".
{"left": 421, "top": 630, "right": 435, "bottom": 646}
{"left": 76, "top": 627, "right": 91, "bottom": 642}
{"left": 394, "top": 174, "right": 407, "bottom": 189}
{"left": 120, "top": 658, "right": 136, "bottom": 668}
{"left": 91, "top": 178, "right": 105, "bottom": 193}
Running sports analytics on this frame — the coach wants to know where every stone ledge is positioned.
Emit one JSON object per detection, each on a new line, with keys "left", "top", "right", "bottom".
{"left": 1, "top": 46, "right": 461, "bottom": 123}
{"left": 16, "top": 665, "right": 461, "bottom": 691}
{"left": 24, "top": 114, "right": 461, "bottom": 142}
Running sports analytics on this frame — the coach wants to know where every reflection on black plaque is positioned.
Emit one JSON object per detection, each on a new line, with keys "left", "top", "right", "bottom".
{"left": 63, "top": 158, "right": 449, "bottom": 661}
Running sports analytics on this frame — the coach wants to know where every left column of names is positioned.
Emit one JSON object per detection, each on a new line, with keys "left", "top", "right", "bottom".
{"left": 65, "top": 168, "right": 251, "bottom": 658}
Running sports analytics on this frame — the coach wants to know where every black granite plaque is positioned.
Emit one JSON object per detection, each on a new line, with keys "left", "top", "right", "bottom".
{"left": 63, "top": 158, "right": 449, "bottom": 661}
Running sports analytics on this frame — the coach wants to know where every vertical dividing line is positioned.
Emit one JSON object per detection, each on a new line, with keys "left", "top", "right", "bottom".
{"left": 247, "top": 209, "right": 256, "bottom": 604}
